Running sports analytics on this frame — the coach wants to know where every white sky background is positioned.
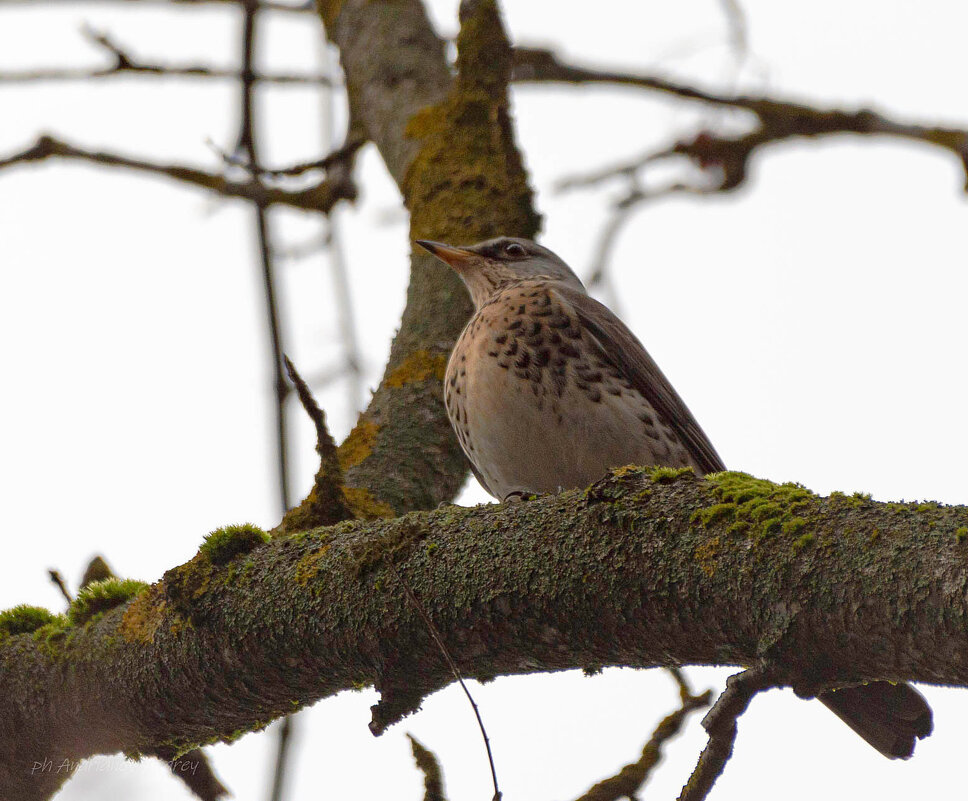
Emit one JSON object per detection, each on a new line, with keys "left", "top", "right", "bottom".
{"left": 1, "top": 0, "right": 967, "bottom": 799}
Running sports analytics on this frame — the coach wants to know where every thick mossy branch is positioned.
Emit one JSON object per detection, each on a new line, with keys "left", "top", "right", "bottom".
{"left": 317, "top": 0, "right": 541, "bottom": 517}
{"left": 3, "top": 469, "right": 968, "bottom": 800}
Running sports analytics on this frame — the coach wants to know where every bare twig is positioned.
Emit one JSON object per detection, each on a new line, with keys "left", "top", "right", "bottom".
{"left": 407, "top": 735, "right": 448, "bottom": 801}
{"left": 0, "top": 26, "right": 330, "bottom": 85}
{"left": 0, "top": 0, "right": 311, "bottom": 11}
{"left": 677, "top": 665, "right": 780, "bottom": 801}
{"left": 0, "top": 135, "right": 356, "bottom": 213}
{"left": 274, "top": 357, "right": 352, "bottom": 533}
{"left": 572, "top": 669, "right": 712, "bottom": 801}
{"left": 47, "top": 570, "right": 72, "bottom": 604}
{"left": 218, "top": 137, "right": 366, "bottom": 178}
{"left": 513, "top": 46, "right": 968, "bottom": 193}
{"left": 226, "top": 3, "right": 295, "bottom": 797}
{"left": 389, "top": 564, "right": 502, "bottom": 801}
{"left": 718, "top": 0, "right": 750, "bottom": 68}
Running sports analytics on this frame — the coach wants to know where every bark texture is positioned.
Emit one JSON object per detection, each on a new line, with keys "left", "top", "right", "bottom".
{"left": 3, "top": 469, "right": 968, "bottom": 800}
{"left": 310, "top": 0, "right": 541, "bottom": 522}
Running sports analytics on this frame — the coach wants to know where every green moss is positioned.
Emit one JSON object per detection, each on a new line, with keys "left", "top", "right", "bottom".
{"left": 649, "top": 465, "right": 695, "bottom": 483}
{"left": 793, "top": 533, "right": 816, "bottom": 550}
{"left": 31, "top": 616, "right": 71, "bottom": 656}
{"left": 199, "top": 524, "right": 269, "bottom": 565}
{"left": 0, "top": 604, "right": 59, "bottom": 638}
{"left": 691, "top": 503, "right": 736, "bottom": 527}
{"left": 782, "top": 517, "right": 807, "bottom": 536}
{"left": 956, "top": 527, "right": 968, "bottom": 543}
{"left": 68, "top": 578, "right": 148, "bottom": 626}
{"left": 699, "top": 472, "right": 817, "bottom": 545}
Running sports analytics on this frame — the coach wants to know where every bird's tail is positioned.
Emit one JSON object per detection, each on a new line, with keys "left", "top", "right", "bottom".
{"left": 818, "top": 681, "right": 933, "bottom": 759}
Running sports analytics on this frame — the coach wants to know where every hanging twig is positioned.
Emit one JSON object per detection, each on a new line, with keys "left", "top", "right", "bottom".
{"left": 407, "top": 735, "right": 449, "bottom": 801}
{"left": 389, "top": 563, "right": 502, "bottom": 801}
{"left": 677, "top": 665, "right": 780, "bottom": 801}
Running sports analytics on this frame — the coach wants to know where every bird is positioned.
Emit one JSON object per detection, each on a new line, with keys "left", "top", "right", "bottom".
{"left": 417, "top": 234, "right": 933, "bottom": 760}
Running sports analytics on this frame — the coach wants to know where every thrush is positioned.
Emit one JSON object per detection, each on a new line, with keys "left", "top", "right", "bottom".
{"left": 418, "top": 235, "right": 932, "bottom": 760}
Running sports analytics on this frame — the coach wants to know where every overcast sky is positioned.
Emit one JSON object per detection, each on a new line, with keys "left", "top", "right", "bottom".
{"left": 2, "top": 1, "right": 967, "bottom": 799}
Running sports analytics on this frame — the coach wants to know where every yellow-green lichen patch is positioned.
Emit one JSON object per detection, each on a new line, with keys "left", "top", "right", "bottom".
{"left": 199, "top": 524, "right": 269, "bottom": 566}
{"left": 698, "top": 471, "right": 815, "bottom": 542}
{"left": 0, "top": 604, "right": 59, "bottom": 638}
{"left": 119, "top": 583, "right": 167, "bottom": 644}
{"left": 648, "top": 466, "right": 695, "bottom": 483}
{"left": 695, "top": 535, "right": 722, "bottom": 577}
{"left": 385, "top": 351, "right": 448, "bottom": 389}
{"left": 338, "top": 419, "right": 380, "bottom": 473}
{"left": 68, "top": 578, "right": 148, "bottom": 626}
{"left": 403, "top": 2, "right": 539, "bottom": 251}
{"left": 294, "top": 543, "right": 332, "bottom": 586}
{"left": 610, "top": 464, "right": 648, "bottom": 479}
{"left": 342, "top": 486, "right": 395, "bottom": 520}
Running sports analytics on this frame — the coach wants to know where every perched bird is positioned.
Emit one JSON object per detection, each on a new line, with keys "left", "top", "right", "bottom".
{"left": 418, "top": 235, "right": 932, "bottom": 759}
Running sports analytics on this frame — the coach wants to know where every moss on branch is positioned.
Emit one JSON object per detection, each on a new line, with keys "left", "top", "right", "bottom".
{"left": 3, "top": 469, "right": 968, "bottom": 800}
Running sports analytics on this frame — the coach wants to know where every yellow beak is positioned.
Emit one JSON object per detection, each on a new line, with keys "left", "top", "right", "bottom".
{"left": 415, "top": 240, "right": 476, "bottom": 270}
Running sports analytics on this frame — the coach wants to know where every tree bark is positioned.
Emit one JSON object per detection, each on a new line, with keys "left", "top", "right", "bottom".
{"left": 3, "top": 469, "right": 968, "bottom": 800}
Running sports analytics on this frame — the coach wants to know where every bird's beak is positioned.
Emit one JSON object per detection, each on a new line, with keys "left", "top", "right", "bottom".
{"left": 416, "top": 240, "right": 476, "bottom": 271}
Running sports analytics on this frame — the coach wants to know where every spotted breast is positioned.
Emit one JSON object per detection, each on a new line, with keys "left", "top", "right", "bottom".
{"left": 444, "top": 279, "right": 711, "bottom": 500}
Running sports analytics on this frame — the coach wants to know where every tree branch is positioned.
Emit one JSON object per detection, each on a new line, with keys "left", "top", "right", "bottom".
{"left": 511, "top": 46, "right": 968, "bottom": 193}
{"left": 3, "top": 469, "right": 967, "bottom": 800}
{"left": 572, "top": 669, "right": 711, "bottom": 801}
{"left": 0, "top": 26, "right": 330, "bottom": 85}
{"left": 677, "top": 666, "right": 779, "bottom": 801}
{"left": 0, "top": 135, "right": 358, "bottom": 213}
{"left": 315, "top": 0, "right": 540, "bottom": 517}
{"left": 0, "top": 0, "right": 312, "bottom": 12}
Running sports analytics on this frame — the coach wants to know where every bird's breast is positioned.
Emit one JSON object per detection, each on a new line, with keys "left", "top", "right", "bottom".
{"left": 445, "top": 284, "right": 692, "bottom": 500}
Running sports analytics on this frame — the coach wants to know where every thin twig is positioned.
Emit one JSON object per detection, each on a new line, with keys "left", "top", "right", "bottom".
{"left": 407, "top": 735, "right": 449, "bottom": 801}
{"left": 389, "top": 563, "right": 502, "bottom": 801}
{"left": 572, "top": 669, "right": 711, "bottom": 801}
{"left": 47, "top": 570, "right": 72, "bottom": 604}
{"left": 0, "top": 26, "right": 330, "bottom": 85}
{"left": 229, "top": 2, "right": 295, "bottom": 797}
{"left": 0, "top": 0, "right": 311, "bottom": 11}
{"left": 513, "top": 45, "right": 968, "bottom": 193}
{"left": 0, "top": 135, "right": 357, "bottom": 213}
{"left": 677, "top": 665, "right": 780, "bottom": 801}
{"left": 219, "top": 138, "right": 365, "bottom": 178}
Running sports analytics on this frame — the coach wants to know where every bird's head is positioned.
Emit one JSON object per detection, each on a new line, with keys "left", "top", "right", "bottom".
{"left": 417, "top": 236, "right": 585, "bottom": 309}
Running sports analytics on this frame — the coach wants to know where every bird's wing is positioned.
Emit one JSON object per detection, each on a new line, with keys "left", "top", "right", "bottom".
{"left": 552, "top": 285, "right": 726, "bottom": 475}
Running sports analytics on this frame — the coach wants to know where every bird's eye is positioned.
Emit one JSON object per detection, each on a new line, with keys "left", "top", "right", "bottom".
{"left": 504, "top": 242, "right": 526, "bottom": 258}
